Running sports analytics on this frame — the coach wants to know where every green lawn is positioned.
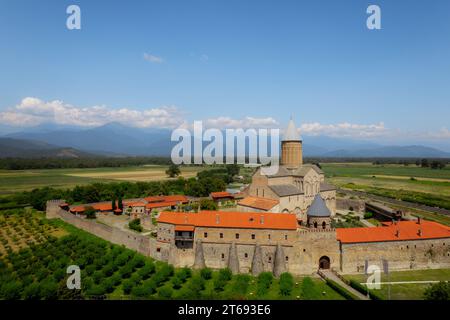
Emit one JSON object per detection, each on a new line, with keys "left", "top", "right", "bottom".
{"left": 344, "top": 269, "right": 450, "bottom": 300}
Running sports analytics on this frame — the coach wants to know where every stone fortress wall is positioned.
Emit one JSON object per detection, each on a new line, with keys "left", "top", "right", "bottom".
{"left": 46, "top": 200, "right": 450, "bottom": 276}
{"left": 46, "top": 200, "right": 156, "bottom": 257}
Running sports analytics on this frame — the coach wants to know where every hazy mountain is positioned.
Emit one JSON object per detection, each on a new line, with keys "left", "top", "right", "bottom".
{"left": 0, "top": 137, "right": 94, "bottom": 158}
{"left": 7, "top": 122, "right": 173, "bottom": 156}
{"left": 4, "top": 123, "right": 450, "bottom": 158}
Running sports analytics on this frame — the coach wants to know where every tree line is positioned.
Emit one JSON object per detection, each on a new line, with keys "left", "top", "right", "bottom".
{"left": 5, "top": 169, "right": 235, "bottom": 211}
{"left": 0, "top": 157, "right": 173, "bottom": 170}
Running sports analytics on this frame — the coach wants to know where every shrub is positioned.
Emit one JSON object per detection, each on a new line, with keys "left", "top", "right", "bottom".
{"left": 279, "top": 272, "right": 294, "bottom": 296}
{"left": 157, "top": 285, "right": 173, "bottom": 299}
{"left": 363, "top": 212, "right": 373, "bottom": 219}
{"left": 200, "top": 268, "right": 213, "bottom": 280}
{"left": 176, "top": 267, "right": 192, "bottom": 282}
{"left": 348, "top": 279, "right": 383, "bottom": 300}
{"left": 214, "top": 268, "right": 232, "bottom": 292}
{"left": 84, "top": 206, "right": 96, "bottom": 219}
{"left": 424, "top": 281, "right": 450, "bottom": 300}
{"left": 152, "top": 264, "right": 174, "bottom": 286}
{"left": 325, "top": 279, "right": 357, "bottom": 300}
{"left": 122, "top": 279, "right": 133, "bottom": 294}
{"left": 119, "top": 264, "right": 134, "bottom": 279}
{"left": 138, "top": 262, "right": 156, "bottom": 279}
{"left": 128, "top": 219, "right": 143, "bottom": 232}
{"left": 171, "top": 275, "right": 183, "bottom": 289}
{"left": 218, "top": 268, "right": 232, "bottom": 281}
{"left": 200, "top": 199, "right": 218, "bottom": 211}
{"left": 187, "top": 275, "right": 206, "bottom": 299}
{"left": 257, "top": 272, "right": 273, "bottom": 296}
{"left": 231, "top": 274, "right": 251, "bottom": 298}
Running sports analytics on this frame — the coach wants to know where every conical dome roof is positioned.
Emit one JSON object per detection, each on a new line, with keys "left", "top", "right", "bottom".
{"left": 307, "top": 194, "right": 331, "bottom": 217}
{"left": 283, "top": 118, "right": 301, "bottom": 141}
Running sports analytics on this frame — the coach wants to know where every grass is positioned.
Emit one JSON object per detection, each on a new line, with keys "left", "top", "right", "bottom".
{"left": 0, "top": 165, "right": 204, "bottom": 195}
{"left": 344, "top": 269, "right": 450, "bottom": 300}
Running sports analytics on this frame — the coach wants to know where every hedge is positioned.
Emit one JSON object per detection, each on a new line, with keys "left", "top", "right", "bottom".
{"left": 348, "top": 279, "right": 383, "bottom": 300}
{"left": 325, "top": 279, "right": 359, "bottom": 300}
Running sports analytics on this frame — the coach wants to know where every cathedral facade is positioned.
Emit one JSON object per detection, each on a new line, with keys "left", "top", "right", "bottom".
{"left": 238, "top": 118, "right": 336, "bottom": 222}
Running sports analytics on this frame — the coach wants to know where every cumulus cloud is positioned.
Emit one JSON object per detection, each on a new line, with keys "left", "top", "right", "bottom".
{"left": 143, "top": 53, "right": 164, "bottom": 63}
{"left": 299, "top": 122, "right": 389, "bottom": 138}
{"left": 0, "top": 97, "right": 183, "bottom": 128}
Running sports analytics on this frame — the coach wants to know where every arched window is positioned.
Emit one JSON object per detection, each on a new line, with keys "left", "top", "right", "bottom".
{"left": 322, "top": 221, "right": 326, "bottom": 229}
{"left": 314, "top": 221, "right": 318, "bottom": 228}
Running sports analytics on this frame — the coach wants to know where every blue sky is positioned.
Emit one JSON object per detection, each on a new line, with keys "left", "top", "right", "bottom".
{"left": 0, "top": 0, "right": 449, "bottom": 147}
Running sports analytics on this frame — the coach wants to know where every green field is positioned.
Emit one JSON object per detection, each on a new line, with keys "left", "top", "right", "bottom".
{"left": 0, "top": 166, "right": 204, "bottom": 195}
{"left": 344, "top": 269, "right": 450, "bottom": 300}
{"left": 0, "top": 209, "right": 344, "bottom": 300}
{"left": 321, "top": 163, "right": 450, "bottom": 210}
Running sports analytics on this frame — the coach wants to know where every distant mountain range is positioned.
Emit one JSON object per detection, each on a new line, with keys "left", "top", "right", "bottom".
{"left": 0, "top": 137, "right": 93, "bottom": 158}
{"left": 2, "top": 122, "right": 450, "bottom": 158}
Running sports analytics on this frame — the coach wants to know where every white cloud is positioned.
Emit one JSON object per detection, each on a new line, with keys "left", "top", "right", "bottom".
{"left": 299, "top": 122, "right": 389, "bottom": 138}
{"left": 0, "top": 97, "right": 183, "bottom": 128}
{"left": 424, "top": 127, "right": 450, "bottom": 140}
{"left": 143, "top": 53, "right": 163, "bottom": 63}
{"left": 203, "top": 116, "right": 279, "bottom": 129}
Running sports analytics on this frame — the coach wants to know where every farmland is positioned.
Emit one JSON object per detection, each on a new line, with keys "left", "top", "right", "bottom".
{"left": 0, "top": 209, "right": 344, "bottom": 300}
{"left": 321, "top": 163, "right": 450, "bottom": 210}
{"left": 0, "top": 166, "right": 204, "bottom": 195}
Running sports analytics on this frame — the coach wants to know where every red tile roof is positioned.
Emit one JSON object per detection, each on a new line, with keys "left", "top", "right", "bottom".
{"left": 144, "top": 195, "right": 188, "bottom": 203}
{"left": 336, "top": 220, "right": 450, "bottom": 244}
{"left": 175, "top": 225, "right": 195, "bottom": 232}
{"left": 146, "top": 201, "right": 179, "bottom": 209}
{"left": 123, "top": 201, "right": 146, "bottom": 207}
{"left": 158, "top": 210, "right": 298, "bottom": 230}
{"left": 210, "top": 191, "right": 234, "bottom": 199}
{"left": 238, "top": 196, "right": 279, "bottom": 211}
{"left": 70, "top": 202, "right": 113, "bottom": 213}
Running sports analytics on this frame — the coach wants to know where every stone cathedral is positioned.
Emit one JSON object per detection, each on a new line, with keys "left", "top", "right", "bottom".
{"left": 238, "top": 118, "right": 336, "bottom": 222}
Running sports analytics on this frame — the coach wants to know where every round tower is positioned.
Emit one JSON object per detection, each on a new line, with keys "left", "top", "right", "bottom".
{"left": 281, "top": 117, "right": 303, "bottom": 168}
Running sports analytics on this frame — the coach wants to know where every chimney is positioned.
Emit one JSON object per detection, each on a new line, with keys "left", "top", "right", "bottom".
{"left": 417, "top": 217, "right": 421, "bottom": 225}
{"left": 216, "top": 214, "right": 220, "bottom": 225}
{"left": 418, "top": 228, "right": 422, "bottom": 237}
{"left": 395, "top": 229, "right": 400, "bottom": 237}
{"left": 260, "top": 215, "right": 264, "bottom": 225}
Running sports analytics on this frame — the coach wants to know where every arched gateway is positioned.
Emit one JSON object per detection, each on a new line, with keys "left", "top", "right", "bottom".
{"left": 319, "top": 256, "right": 330, "bottom": 269}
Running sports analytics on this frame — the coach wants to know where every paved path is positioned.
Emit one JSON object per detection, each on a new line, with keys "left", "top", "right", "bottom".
{"left": 319, "top": 269, "right": 370, "bottom": 300}
{"left": 339, "top": 189, "right": 450, "bottom": 216}
{"left": 360, "top": 280, "right": 444, "bottom": 285}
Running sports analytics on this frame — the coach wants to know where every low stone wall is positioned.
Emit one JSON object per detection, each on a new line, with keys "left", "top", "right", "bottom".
{"left": 46, "top": 200, "right": 155, "bottom": 257}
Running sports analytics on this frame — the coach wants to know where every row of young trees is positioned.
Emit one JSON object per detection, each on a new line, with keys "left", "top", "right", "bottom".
{"left": 0, "top": 157, "right": 173, "bottom": 170}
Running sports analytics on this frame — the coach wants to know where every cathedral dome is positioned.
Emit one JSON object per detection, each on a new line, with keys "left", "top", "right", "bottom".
{"left": 283, "top": 118, "right": 301, "bottom": 141}
{"left": 307, "top": 194, "right": 331, "bottom": 217}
